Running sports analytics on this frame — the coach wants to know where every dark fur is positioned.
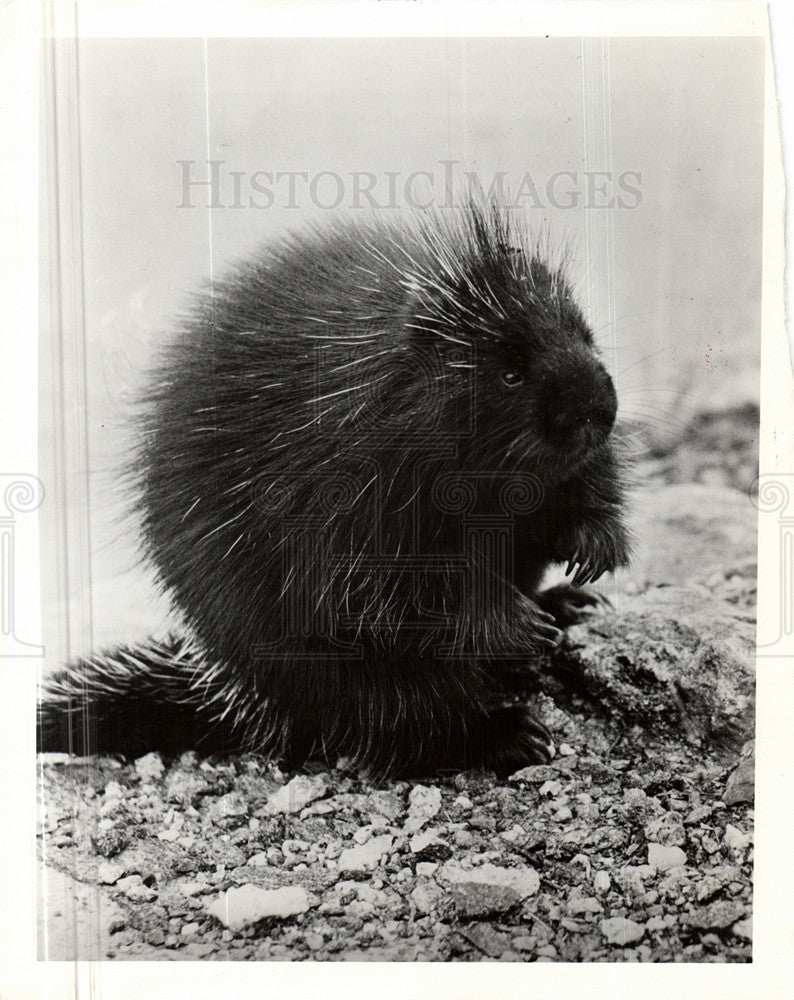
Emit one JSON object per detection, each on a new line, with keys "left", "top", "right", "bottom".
{"left": 38, "top": 200, "right": 631, "bottom": 776}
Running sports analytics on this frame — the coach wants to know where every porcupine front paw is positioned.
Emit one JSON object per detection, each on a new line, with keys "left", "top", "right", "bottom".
{"left": 514, "top": 591, "right": 564, "bottom": 650}
{"left": 561, "top": 520, "right": 631, "bottom": 588}
{"left": 474, "top": 704, "right": 555, "bottom": 775}
{"left": 536, "top": 582, "right": 611, "bottom": 628}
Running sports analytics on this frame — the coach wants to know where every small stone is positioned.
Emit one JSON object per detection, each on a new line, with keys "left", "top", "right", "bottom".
{"left": 90, "top": 829, "right": 128, "bottom": 858}
{"left": 206, "top": 884, "right": 310, "bottom": 931}
{"left": 453, "top": 795, "right": 473, "bottom": 810}
{"left": 648, "top": 843, "right": 687, "bottom": 871}
{"left": 535, "top": 944, "right": 558, "bottom": 958}
{"left": 451, "top": 882, "right": 521, "bottom": 920}
{"left": 460, "top": 922, "right": 512, "bottom": 957}
{"left": 439, "top": 861, "right": 539, "bottom": 898}
{"left": 593, "top": 871, "right": 611, "bottom": 895}
{"left": 103, "top": 781, "right": 123, "bottom": 800}
{"left": 683, "top": 900, "right": 745, "bottom": 930}
{"left": 181, "top": 880, "right": 208, "bottom": 897}
{"left": 410, "top": 829, "right": 441, "bottom": 853}
{"left": 97, "top": 862, "right": 124, "bottom": 885}
{"left": 600, "top": 916, "right": 645, "bottom": 946}
{"left": 338, "top": 834, "right": 394, "bottom": 873}
{"left": 304, "top": 932, "right": 324, "bottom": 950}
{"left": 685, "top": 805, "right": 712, "bottom": 825}
{"left": 116, "top": 875, "right": 157, "bottom": 903}
{"left": 264, "top": 775, "right": 327, "bottom": 815}
{"left": 500, "top": 825, "right": 525, "bottom": 844}
{"left": 411, "top": 883, "right": 445, "bottom": 915}
{"left": 553, "top": 806, "right": 573, "bottom": 822}
{"left": 732, "top": 917, "right": 752, "bottom": 941}
{"left": 134, "top": 752, "right": 164, "bottom": 782}
{"left": 723, "top": 824, "right": 752, "bottom": 851}
{"left": 568, "top": 896, "right": 603, "bottom": 916}
{"left": 644, "top": 812, "right": 686, "bottom": 847}
{"left": 416, "top": 862, "right": 438, "bottom": 878}
{"left": 406, "top": 785, "right": 442, "bottom": 827}
{"left": 559, "top": 743, "right": 576, "bottom": 756}
{"left": 454, "top": 830, "right": 475, "bottom": 848}
{"left": 246, "top": 852, "right": 270, "bottom": 867}
{"left": 180, "top": 921, "right": 201, "bottom": 939}
{"left": 539, "top": 780, "right": 562, "bottom": 797}
{"left": 512, "top": 935, "right": 535, "bottom": 952}
{"left": 508, "top": 765, "right": 559, "bottom": 784}
{"left": 645, "top": 916, "right": 668, "bottom": 933}
{"left": 185, "top": 942, "right": 215, "bottom": 958}
{"left": 722, "top": 758, "right": 754, "bottom": 805}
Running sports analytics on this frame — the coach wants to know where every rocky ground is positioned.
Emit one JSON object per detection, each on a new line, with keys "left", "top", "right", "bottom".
{"left": 37, "top": 403, "right": 758, "bottom": 963}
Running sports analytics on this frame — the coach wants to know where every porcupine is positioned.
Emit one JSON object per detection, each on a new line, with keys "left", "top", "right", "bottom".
{"left": 37, "top": 198, "right": 631, "bottom": 777}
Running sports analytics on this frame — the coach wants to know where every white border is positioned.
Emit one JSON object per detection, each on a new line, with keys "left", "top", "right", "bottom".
{"left": 2, "top": 2, "right": 790, "bottom": 998}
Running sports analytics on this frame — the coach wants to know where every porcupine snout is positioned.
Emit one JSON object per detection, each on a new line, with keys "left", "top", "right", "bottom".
{"left": 539, "top": 351, "right": 618, "bottom": 455}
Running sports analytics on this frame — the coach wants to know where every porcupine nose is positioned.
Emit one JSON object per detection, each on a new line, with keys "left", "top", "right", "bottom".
{"left": 545, "top": 363, "right": 617, "bottom": 446}
{"left": 590, "top": 369, "right": 617, "bottom": 433}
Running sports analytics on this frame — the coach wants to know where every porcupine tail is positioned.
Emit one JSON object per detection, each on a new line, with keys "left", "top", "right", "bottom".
{"left": 36, "top": 635, "right": 238, "bottom": 757}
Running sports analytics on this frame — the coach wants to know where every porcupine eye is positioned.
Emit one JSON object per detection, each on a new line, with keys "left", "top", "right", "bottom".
{"left": 501, "top": 371, "right": 523, "bottom": 387}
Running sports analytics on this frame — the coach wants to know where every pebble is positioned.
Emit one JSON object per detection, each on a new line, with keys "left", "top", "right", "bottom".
{"left": 683, "top": 900, "right": 746, "bottom": 930}
{"left": 410, "top": 829, "right": 444, "bottom": 854}
{"left": 567, "top": 896, "right": 603, "bottom": 916}
{"left": 553, "top": 806, "right": 573, "bottom": 822}
{"left": 411, "top": 883, "right": 445, "bottom": 915}
{"left": 206, "top": 884, "right": 310, "bottom": 931}
{"left": 461, "top": 923, "right": 512, "bottom": 958}
{"left": 97, "top": 861, "right": 124, "bottom": 885}
{"left": 732, "top": 917, "right": 752, "bottom": 941}
{"left": 264, "top": 775, "right": 327, "bottom": 815}
{"left": 439, "top": 861, "right": 539, "bottom": 899}
{"left": 499, "top": 825, "right": 525, "bottom": 844}
{"left": 685, "top": 805, "right": 712, "bottom": 825}
{"left": 600, "top": 916, "right": 645, "bottom": 946}
{"left": 647, "top": 843, "right": 687, "bottom": 871}
{"left": 116, "top": 875, "right": 157, "bottom": 903}
{"left": 723, "top": 824, "right": 752, "bottom": 851}
{"left": 593, "top": 871, "right": 611, "bottom": 895}
{"left": 451, "top": 882, "right": 521, "bottom": 920}
{"left": 722, "top": 758, "right": 754, "bottom": 805}
{"left": 338, "top": 834, "right": 394, "bottom": 872}
{"left": 405, "top": 785, "right": 442, "bottom": 832}
{"left": 453, "top": 795, "right": 473, "bottom": 810}
{"left": 415, "top": 862, "right": 438, "bottom": 878}
{"left": 134, "top": 752, "right": 165, "bottom": 783}
{"left": 508, "top": 765, "right": 559, "bottom": 784}
{"left": 246, "top": 852, "right": 270, "bottom": 867}
{"left": 644, "top": 812, "right": 686, "bottom": 847}
{"left": 512, "top": 935, "right": 535, "bottom": 952}
{"left": 184, "top": 942, "right": 215, "bottom": 958}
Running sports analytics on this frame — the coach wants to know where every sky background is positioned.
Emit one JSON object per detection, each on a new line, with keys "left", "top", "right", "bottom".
{"left": 39, "top": 36, "right": 765, "bottom": 665}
